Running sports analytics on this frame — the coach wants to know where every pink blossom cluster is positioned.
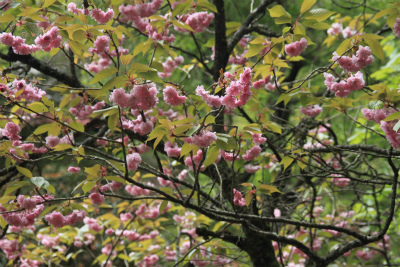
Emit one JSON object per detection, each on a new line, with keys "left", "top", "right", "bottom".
{"left": 356, "top": 249, "right": 375, "bottom": 261}
{"left": 342, "top": 27, "right": 357, "bottom": 38}
{"left": 163, "top": 86, "right": 187, "bottom": 106}
{"left": 90, "top": 35, "right": 110, "bottom": 54}
{"left": 332, "top": 45, "right": 373, "bottom": 73}
{"left": 157, "top": 107, "right": 179, "bottom": 120}
{"left": 89, "top": 192, "right": 105, "bottom": 205}
{"left": 175, "top": 12, "right": 215, "bottom": 33}
{"left": 327, "top": 23, "right": 342, "bottom": 36}
{"left": 233, "top": 189, "right": 246, "bottom": 206}
{"left": 69, "top": 100, "right": 105, "bottom": 120}
{"left": 158, "top": 56, "right": 184, "bottom": 78}
{"left": 184, "top": 130, "right": 217, "bottom": 148}
{"left": 127, "top": 152, "right": 142, "bottom": 171}
{"left": 330, "top": 175, "right": 350, "bottom": 187}
{"left": 84, "top": 57, "right": 112, "bottom": 73}
{"left": 323, "top": 71, "right": 365, "bottom": 98}
{"left": 252, "top": 75, "right": 271, "bottom": 89}
{"left": 0, "top": 203, "right": 44, "bottom": 227}
{"left": 44, "top": 210, "right": 86, "bottom": 228}
{"left": 100, "top": 181, "right": 124, "bottom": 192}
{"left": 74, "top": 233, "right": 95, "bottom": 247}
{"left": 185, "top": 150, "right": 205, "bottom": 171}
{"left": 362, "top": 107, "right": 396, "bottom": 123}
{"left": 90, "top": 8, "right": 114, "bottom": 24}
{"left": 1, "top": 79, "right": 46, "bottom": 101}
{"left": 165, "top": 246, "right": 177, "bottom": 261}
{"left": 242, "top": 145, "right": 262, "bottom": 161}
{"left": 380, "top": 120, "right": 400, "bottom": 149}
{"left": 120, "top": 212, "right": 134, "bottom": 222}
{"left": 109, "top": 84, "right": 158, "bottom": 111}
{"left": 17, "top": 195, "right": 38, "bottom": 210}
{"left": 244, "top": 164, "right": 261, "bottom": 173}
{"left": 37, "top": 15, "right": 51, "bottom": 29}
{"left": 84, "top": 217, "right": 103, "bottom": 232}
{"left": 135, "top": 202, "right": 171, "bottom": 219}
{"left": 0, "top": 239, "right": 20, "bottom": 260}
{"left": 251, "top": 132, "right": 267, "bottom": 145}
{"left": 196, "top": 68, "right": 253, "bottom": 109}
{"left": 20, "top": 259, "right": 42, "bottom": 267}
{"left": 45, "top": 133, "right": 73, "bottom": 148}
{"left": 220, "top": 150, "right": 239, "bottom": 161}
{"left": 67, "top": 3, "right": 88, "bottom": 15}
{"left": 285, "top": 38, "right": 308, "bottom": 57}
{"left": 228, "top": 50, "right": 248, "bottom": 65}
{"left": 2, "top": 122, "right": 21, "bottom": 140}
{"left": 119, "top": 0, "right": 163, "bottom": 32}
{"left": 137, "top": 254, "right": 159, "bottom": 267}
{"left": 300, "top": 105, "right": 323, "bottom": 117}
{"left": 265, "top": 81, "right": 279, "bottom": 91}
{"left": 35, "top": 27, "right": 62, "bottom": 52}
{"left": 0, "top": 32, "right": 39, "bottom": 55}
{"left": 68, "top": 166, "right": 81, "bottom": 173}
{"left": 164, "top": 141, "right": 181, "bottom": 158}
{"left": 121, "top": 113, "right": 155, "bottom": 136}
{"left": 136, "top": 143, "right": 151, "bottom": 154}
{"left": 37, "top": 234, "right": 59, "bottom": 249}
{"left": 394, "top": 18, "right": 400, "bottom": 38}
{"left": 145, "top": 24, "right": 176, "bottom": 43}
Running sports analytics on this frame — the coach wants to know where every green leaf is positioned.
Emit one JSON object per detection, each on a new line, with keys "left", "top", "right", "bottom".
{"left": 0, "top": 13, "right": 15, "bottom": 23}
{"left": 301, "top": 19, "right": 331, "bottom": 30}
{"left": 108, "top": 113, "right": 118, "bottom": 131}
{"left": 171, "top": 20, "right": 194, "bottom": 32}
{"left": 69, "top": 121, "right": 84, "bottom": 132}
{"left": 137, "top": 71, "right": 164, "bottom": 83}
{"left": 180, "top": 143, "right": 196, "bottom": 157}
{"left": 159, "top": 200, "right": 169, "bottom": 214}
{"left": 4, "top": 181, "right": 31, "bottom": 196}
{"left": 170, "top": 117, "right": 195, "bottom": 126}
{"left": 383, "top": 111, "right": 400, "bottom": 121}
{"left": 53, "top": 143, "right": 72, "bottom": 151}
{"left": 280, "top": 156, "right": 294, "bottom": 170}
{"left": 103, "top": 176, "right": 127, "bottom": 184}
{"left": 258, "top": 184, "right": 282, "bottom": 194}
{"left": 171, "top": 1, "right": 192, "bottom": 17}
{"left": 89, "top": 68, "right": 118, "bottom": 85}
{"left": 300, "top": 0, "right": 316, "bottom": 14}
{"left": 335, "top": 38, "right": 352, "bottom": 56}
{"left": 130, "top": 63, "right": 157, "bottom": 72}
{"left": 363, "top": 38, "right": 384, "bottom": 61}
{"left": 268, "top": 5, "right": 291, "bottom": 18}
{"left": 40, "top": 205, "right": 58, "bottom": 217}
{"left": 27, "top": 102, "right": 49, "bottom": 113}
{"left": 82, "top": 181, "right": 96, "bottom": 194}
{"left": 204, "top": 145, "right": 219, "bottom": 167}
{"left": 197, "top": 0, "right": 218, "bottom": 13}
{"left": 31, "top": 176, "right": 47, "bottom": 188}
{"left": 43, "top": 0, "right": 57, "bottom": 8}
{"left": 216, "top": 134, "right": 237, "bottom": 150}
{"left": 245, "top": 191, "right": 252, "bottom": 207}
{"left": 303, "top": 8, "right": 335, "bottom": 22}
{"left": 393, "top": 121, "right": 400, "bottom": 132}
{"left": 186, "top": 125, "right": 201, "bottom": 137}
{"left": 33, "top": 123, "right": 54, "bottom": 135}
{"left": 16, "top": 166, "right": 33, "bottom": 178}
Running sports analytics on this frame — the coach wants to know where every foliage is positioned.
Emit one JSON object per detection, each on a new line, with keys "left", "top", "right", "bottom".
{"left": 0, "top": 0, "right": 400, "bottom": 266}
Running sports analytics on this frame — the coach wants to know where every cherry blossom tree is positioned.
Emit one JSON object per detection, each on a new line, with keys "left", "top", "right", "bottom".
{"left": 0, "top": 0, "right": 400, "bottom": 266}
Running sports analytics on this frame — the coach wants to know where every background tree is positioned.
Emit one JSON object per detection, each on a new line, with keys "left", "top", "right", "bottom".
{"left": 0, "top": 0, "right": 399, "bottom": 266}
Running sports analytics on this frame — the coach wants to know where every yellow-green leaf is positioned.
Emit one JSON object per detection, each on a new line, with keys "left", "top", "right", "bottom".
{"left": 0, "top": 13, "right": 15, "bottom": 23}
{"left": 280, "top": 156, "right": 294, "bottom": 170}
{"left": 300, "top": 0, "right": 316, "bottom": 14}
{"left": 204, "top": 145, "right": 219, "bottom": 167}
{"left": 363, "top": 38, "right": 384, "bottom": 61}
{"left": 258, "top": 184, "right": 282, "bottom": 194}
{"left": 16, "top": 166, "right": 33, "bottom": 178}
{"left": 303, "top": 8, "right": 335, "bottom": 22}
{"left": 89, "top": 67, "right": 118, "bottom": 85}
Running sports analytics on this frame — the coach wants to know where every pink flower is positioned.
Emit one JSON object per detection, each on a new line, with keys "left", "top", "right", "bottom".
{"left": 46, "top": 135, "right": 60, "bottom": 148}
{"left": 274, "top": 208, "right": 281, "bottom": 218}
{"left": 164, "top": 141, "right": 181, "bottom": 158}
{"left": 17, "top": 195, "right": 36, "bottom": 210}
{"left": 285, "top": 38, "right": 308, "bottom": 57}
{"left": 163, "top": 86, "right": 187, "bottom": 106}
{"left": 251, "top": 132, "right": 267, "bottom": 145}
{"left": 362, "top": 107, "right": 396, "bottom": 123}
{"left": 105, "top": 229, "right": 114, "bottom": 235}
{"left": 196, "top": 85, "right": 223, "bottom": 108}
{"left": 233, "top": 189, "right": 246, "bottom": 206}
{"left": 84, "top": 217, "right": 103, "bottom": 232}
{"left": 35, "top": 27, "right": 62, "bottom": 52}
{"left": 89, "top": 193, "right": 105, "bottom": 205}
{"left": 45, "top": 210, "right": 86, "bottom": 228}
{"left": 244, "top": 164, "right": 261, "bottom": 173}
{"left": 127, "top": 152, "right": 142, "bottom": 171}
{"left": 90, "top": 8, "right": 114, "bottom": 24}
{"left": 242, "top": 145, "right": 262, "bottom": 161}
{"left": 331, "top": 176, "right": 350, "bottom": 187}
{"left": 175, "top": 12, "right": 214, "bottom": 33}
{"left": 120, "top": 212, "right": 134, "bottom": 222}
{"left": 68, "top": 166, "right": 81, "bottom": 173}
{"left": 2, "top": 122, "right": 21, "bottom": 140}
{"left": 327, "top": 23, "right": 342, "bottom": 36}
{"left": 184, "top": 130, "right": 217, "bottom": 148}
{"left": 300, "top": 105, "right": 323, "bottom": 117}
{"left": 184, "top": 150, "right": 205, "bottom": 171}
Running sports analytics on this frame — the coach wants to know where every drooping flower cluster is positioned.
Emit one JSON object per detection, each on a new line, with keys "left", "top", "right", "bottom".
{"left": 252, "top": 75, "right": 271, "bottom": 89}
{"left": 184, "top": 150, "right": 205, "bottom": 171}
{"left": 380, "top": 120, "right": 400, "bottom": 149}
{"left": 34, "top": 26, "right": 62, "bottom": 52}
{"left": 285, "top": 38, "right": 308, "bottom": 57}
{"left": 175, "top": 12, "right": 215, "bottom": 33}
{"left": 362, "top": 107, "right": 395, "bottom": 123}
{"left": 242, "top": 145, "right": 262, "bottom": 161}
{"left": 164, "top": 141, "right": 181, "bottom": 158}
{"left": 233, "top": 189, "right": 246, "bottom": 206}
{"left": 158, "top": 56, "right": 184, "bottom": 78}
{"left": 127, "top": 152, "right": 142, "bottom": 172}
{"left": 251, "top": 132, "right": 267, "bottom": 145}
{"left": 109, "top": 84, "right": 158, "bottom": 111}
{"left": 119, "top": 0, "right": 164, "bottom": 32}
{"left": 37, "top": 234, "right": 59, "bottom": 249}
{"left": 300, "top": 105, "right": 323, "bottom": 117}
{"left": 69, "top": 99, "right": 105, "bottom": 120}
{"left": 84, "top": 217, "right": 103, "bottom": 232}
{"left": 0, "top": 239, "right": 20, "bottom": 260}
{"left": 67, "top": 2, "right": 87, "bottom": 15}
{"left": 324, "top": 71, "right": 365, "bottom": 98}
{"left": 125, "top": 184, "right": 152, "bottom": 196}
{"left": 332, "top": 45, "right": 374, "bottom": 73}
{"left": 89, "top": 192, "right": 105, "bottom": 205}
{"left": 0, "top": 33, "right": 39, "bottom": 55}
{"left": 330, "top": 174, "right": 350, "bottom": 187}
{"left": 2, "top": 122, "right": 21, "bottom": 141}
{"left": 37, "top": 15, "right": 51, "bottom": 29}
{"left": 196, "top": 68, "right": 253, "bottom": 109}
{"left": 327, "top": 23, "right": 342, "bottom": 36}
{"left": 0, "top": 202, "right": 44, "bottom": 227}
{"left": 90, "top": 8, "right": 114, "bottom": 24}
{"left": 184, "top": 130, "right": 217, "bottom": 148}
{"left": 1, "top": 79, "right": 46, "bottom": 102}
{"left": 244, "top": 164, "right": 261, "bottom": 173}
{"left": 163, "top": 86, "right": 187, "bottom": 106}
{"left": 45, "top": 210, "right": 86, "bottom": 228}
